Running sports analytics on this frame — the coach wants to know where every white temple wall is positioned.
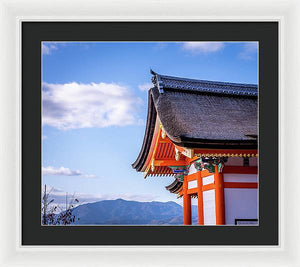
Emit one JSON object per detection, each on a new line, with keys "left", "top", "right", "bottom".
{"left": 224, "top": 188, "right": 258, "bottom": 225}
{"left": 186, "top": 161, "right": 258, "bottom": 225}
{"left": 224, "top": 173, "right": 258, "bottom": 225}
{"left": 225, "top": 157, "right": 258, "bottom": 166}
{"left": 226, "top": 157, "right": 243, "bottom": 166}
{"left": 203, "top": 189, "right": 216, "bottom": 225}
{"left": 203, "top": 175, "right": 214, "bottom": 185}
{"left": 188, "top": 180, "right": 197, "bottom": 189}
{"left": 223, "top": 174, "right": 258, "bottom": 183}
{"left": 249, "top": 157, "right": 258, "bottom": 166}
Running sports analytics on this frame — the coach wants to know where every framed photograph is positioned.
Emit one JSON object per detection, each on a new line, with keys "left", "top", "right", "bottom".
{"left": 22, "top": 21, "right": 277, "bottom": 246}
{"left": 1, "top": 0, "right": 300, "bottom": 266}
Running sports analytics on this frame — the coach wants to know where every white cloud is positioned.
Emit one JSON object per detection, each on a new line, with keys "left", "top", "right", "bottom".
{"left": 42, "top": 166, "right": 96, "bottom": 178}
{"left": 42, "top": 185, "right": 158, "bottom": 210}
{"left": 42, "top": 82, "right": 143, "bottom": 130}
{"left": 182, "top": 42, "right": 225, "bottom": 54}
{"left": 239, "top": 42, "right": 258, "bottom": 60}
{"left": 42, "top": 42, "right": 70, "bottom": 55}
{"left": 42, "top": 43, "right": 58, "bottom": 55}
{"left": 42, "top": 135, "right": 47, "bottom": 140}
{"left": 42, "top": 166, "right": 82, "bottom": 176}
{"left": 138, "top": 83, "right": 153, "bottom": 91}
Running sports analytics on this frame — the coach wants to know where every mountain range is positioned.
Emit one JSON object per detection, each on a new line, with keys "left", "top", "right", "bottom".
{"left": 71, "top": 198, "right": 198, "bottom": 225}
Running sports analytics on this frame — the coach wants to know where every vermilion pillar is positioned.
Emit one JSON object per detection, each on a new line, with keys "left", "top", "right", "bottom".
{"left": 214, "top": 165, "right": 225, "bottom": 225}
{"left": 183, "top": 176, "right": 191, "bottom": 225}
{"left": 197, "top": 171, "right": 204, "bottom": 225}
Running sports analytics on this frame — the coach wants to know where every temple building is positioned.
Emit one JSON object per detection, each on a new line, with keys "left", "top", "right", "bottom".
{"left": 132, "top": 70, "right": 258, "bottom": 225}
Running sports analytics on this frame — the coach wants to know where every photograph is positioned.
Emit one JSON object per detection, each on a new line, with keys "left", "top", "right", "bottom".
{"left": 41, "top": 41, "right": 258, "bottom": 226}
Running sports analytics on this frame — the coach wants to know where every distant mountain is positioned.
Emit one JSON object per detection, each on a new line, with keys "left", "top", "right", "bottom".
{"left": 71, "top": 199, "right": 198, "bottom": 225}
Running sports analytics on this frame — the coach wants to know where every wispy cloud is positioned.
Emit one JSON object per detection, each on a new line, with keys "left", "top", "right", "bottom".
{"left": 79, "top": 43, "right": 91, "bottom": 50}
{"left": 42, "top": 82, "right": 143, "bottom": 130}
{"left": 182, "top": 42, "right": 225, "bottom": 54}
{"left": 138, "top": 83, "right": 153, "bottom": 91}
{"left": 42, "top": 135, "right": 47, "bottom": 140}
{"left": 42, "top": 166, "right": 96, "bottom": 178}
{"left": 42, "top": 42, "right": 68, "bottom": 55}
{"left": 42, "top": 43, "right": 58, "bottom": 55}
{"left": 239, "top": 42, "right": 258, "bottom": 60}
{"left": 42, "top": 185, "right": 158, "bottom": 209}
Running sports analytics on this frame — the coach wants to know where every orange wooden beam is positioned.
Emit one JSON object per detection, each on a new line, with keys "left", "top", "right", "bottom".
{"left": 142, "top": 121, "right": 161, "bottom": 172}
{"left": 223, "top": 166, "right": 258, "bottom": 174}
{"left": 183, "top": 176, "right": 192, "bottom": 225}
{"left": 187, "top": 188, "right": 198, "bottom": 195}
{"left": 224, "top": 182, "right": 258, "bottom": 189}
{"left": 154, "top": 159, "right": 187, "bottom": 167}
{"left": 202, "top": 184, "right": 215, "bottom": 191}
{"left": 158, "top": 139, "right": 172, "bottom": 144}
{"left": 197, "top": 172, "right": 204, "bottom": 225}
{"left": 186, "top": 156, "right": 201, "bottom": 164}
{"left": 200, "top": 169, "right": 214, "bottom": 178}
{"left": 214, "top": 165, "right": 225, "bottom": 225}
{"left": 186, "top": 173, "right": 198, "bottom": 182}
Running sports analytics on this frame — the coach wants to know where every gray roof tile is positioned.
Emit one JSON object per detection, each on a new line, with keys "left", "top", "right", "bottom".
{"left": 151, "top": 70, "right": 258, "bottom": 97}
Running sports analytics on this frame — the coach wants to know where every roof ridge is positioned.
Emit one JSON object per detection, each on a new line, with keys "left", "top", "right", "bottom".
{"left": 150, "top": 70, "right": 258, "bottom": 97}
{"left": 151, "top": 70, "right": 257, "bottom": 88}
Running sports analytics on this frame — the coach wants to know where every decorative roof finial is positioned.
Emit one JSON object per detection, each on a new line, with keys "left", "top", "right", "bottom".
{"left": 150, "top": 68, "right": 157, "bottom": 75}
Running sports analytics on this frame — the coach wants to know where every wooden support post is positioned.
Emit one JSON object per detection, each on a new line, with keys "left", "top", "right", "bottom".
{"left": 214, "top": 165, "right": 225, "bottom": 225}
{"left": 183, "top": 176, "right": 192, "bottom": 225}
{"left": 197, "top": 171, "right": 204, "bottom": 225}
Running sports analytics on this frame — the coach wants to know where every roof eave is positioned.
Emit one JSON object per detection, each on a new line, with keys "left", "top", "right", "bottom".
{"left": 173, "top": 137, "right": 258, "bottom": 150}
{"left": 131, "top": 90, "right": 157, "bottom": 171}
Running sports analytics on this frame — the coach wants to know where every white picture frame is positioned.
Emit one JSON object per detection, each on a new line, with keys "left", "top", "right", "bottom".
{"left": 0, "top": 0, "right": 297, "bottom": 266}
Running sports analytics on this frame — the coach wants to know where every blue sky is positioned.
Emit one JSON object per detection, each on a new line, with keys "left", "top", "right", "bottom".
{"left": 42, "top": 41, "right": 258, "bottom": 207}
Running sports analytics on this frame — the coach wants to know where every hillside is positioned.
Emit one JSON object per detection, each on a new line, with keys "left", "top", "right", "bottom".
{"left": 71, "top": 199, "right": 198, "bottom": 225}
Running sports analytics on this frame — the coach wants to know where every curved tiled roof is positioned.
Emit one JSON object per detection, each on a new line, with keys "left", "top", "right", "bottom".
{"left": 132, "top": 71, "right": 258, "bottom": 172}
